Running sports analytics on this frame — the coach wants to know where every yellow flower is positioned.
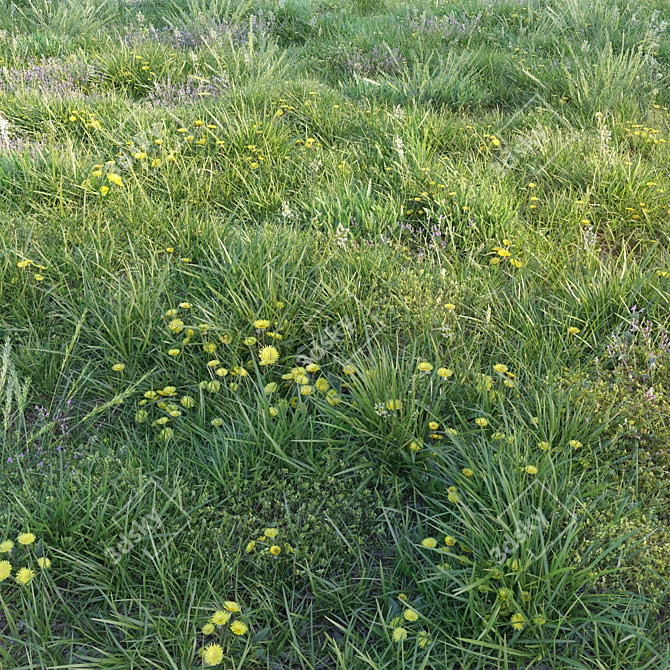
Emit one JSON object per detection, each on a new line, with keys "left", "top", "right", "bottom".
{"left": 168, "top": 348, "right": 180, "bottom": 356}
{"left": 100, "top": 185, "right": 109, "bottom": 196}
{"left": 269, "top": 406, "right": 278, "bottom": 417}
{"left": 112, "top": 363, "right": 125, "bottom": 372}
{"left": 510, "top": 612, "right": 525, "bottom": 630}
{"left": 567, "top": 326, "right": 580, "bottom": 335}
{"left": 211, "top": 418, "right": 223, "bottom": 427}
{"left": 243, "top": 337, "right": 257, "bottom": 346}
{"left": 475, "top": 417, "right": 488, "bottom": 427}
{"left": 34, "top": 274, "right": 44, "bottom": 281}
{"left": 0, "top": 561, "right": 11, "bottom": 581}
{"left": 265, "top": 528, "right": 279, "bottom": 538}
{"left": 343, "top": 364, "right": 356, "bottom": 375}
{"left": 386, "top": 399, "right": 402, "bottom": 411}
{"left": 269, "top": 545, "right": 281, "bottom": 556}
{"left": 462, "top": 467, "right": 474, "bottom": 477}
{"left": 497, "top": 248, "right": 511, "bottom": 257}
{"left": 447, "top": 487, "right": 460, "bottom": 503}
{"left": 444, "top": 535, "right": 456, "bottom": 547}
{"left": 264, "top": 382, "right": 277, "bottom": 394}
{"left": 315, "top": 378, "right": 329, "bottom": 392}
{"left": 224, "top": 601, "right": 241, "bottom": 613}
{"left": 403, "top": 609, "right": 419, "bottom": 622}
{"left": 203, "top": 342, "right": 217, "bottom": 353}
{"left": 17, "top": 259, "right": 33, "bottom": 268}
{"left": 493, "top": 363, "right": 508, "bottom": 374}
{"left": 202, "top": 623, "right": 215, "bottom": 635}
{"left": 437, "top": 367, "right": 453, "bottom": 378}
{"left": 534, "top": 614, "right": 547, "bottom": 626}
{"left": 0, "top": 540, "right": 14, "bottom": 553}
{"left": 16, "top": 567, "right": 34, "bottom": 585}
{"left": 107, "top": 173, "right": 123, "bottom": 186}
{"left": 409, "top": 441, "right": 422, "bottom": 451}
{"left": 306, "top": 363, "right": 320, "bottom": 373}
{"left": 181, "top": 396, "right": 195, "bottom": 408}
{"left": 418, "top": 630, "right": 430, "bottom": 649}
{"left": 162, "top": 386, "right": 177, "bottom": 396}
{"left": 392, "top": 627, "right": 408, "bottom": 642}
{"left": 207, "top": 359, "right": 220, "bottom": 367}
{"left": 179, "top": 302, "right": 191, "bottom": 309}
{"left": 538, "top": 441, "right": 549, "bottom": 450}
{"left": 168, "top": 319, "right": 184, "bottom": 332}
{"left": 245, "top": 541, "right": 256, "bottom": 553}
{"left": 569, "top": 440, "right": 583, "bottom": 449}
{"left": 210, "top": 610, "right": 230, "bottom": 625}
{"left": 202, "top": 643, "right": 224, "bottom": 666}
{"left": 326, "top": 391, "right": 340, "bottom": 406}
{"left": 428, "top": 421, "right": 439, "bottom": 430}
{"left": 37, "top": 557, "right": 51, "bottom": 569}
{"left": 421, "top": 537, "right": 437, "bottom": 548}
{"left": 206, "top": 381, "right": 221, "bottom": 393}
{"left": 417, "top": 361, "right": 433, "bottom": 373}
{"left": 230, "top": 620, "right": 248, "bottom": 635}
{"left": 253, "top": 319, "right": 271, "bottom": 329}
{"left": 259, "top": 346, "right": 279, "bottom": 366}
{"left": 300, "top": 385, "right": 313, "bottom": 396}
{"left": 444, "top": 303, "right": 456, "bottom": 311}
{"left": 524, "top": 465, "right": 538, "bottom": 475}
{"left": 215, "top": 368, "right": 228, "bottom": 377}
{"left": 17, "top": 533, "right": 36, "bottom": 546}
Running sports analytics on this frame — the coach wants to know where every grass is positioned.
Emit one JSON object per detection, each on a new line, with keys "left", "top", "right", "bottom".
{"left": 1, "top": 0, "right": 670, "bottom": 667}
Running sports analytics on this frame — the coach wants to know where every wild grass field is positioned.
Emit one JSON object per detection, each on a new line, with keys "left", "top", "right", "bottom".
{"left": 0, "top": 0, "right": 670, "bottom": 667}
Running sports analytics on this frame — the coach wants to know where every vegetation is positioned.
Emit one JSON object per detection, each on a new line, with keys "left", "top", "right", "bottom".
{"left": 1, "top": 0, "right": 670, "bottom": 666}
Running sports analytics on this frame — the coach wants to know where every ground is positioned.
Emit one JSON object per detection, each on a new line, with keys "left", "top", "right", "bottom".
{"left": 1, "top": 0, "right": 670, "bottom": 667}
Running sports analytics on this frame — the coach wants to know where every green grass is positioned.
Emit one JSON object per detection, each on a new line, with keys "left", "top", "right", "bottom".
{"left": 1, "top": 0, "right": 670, "bottom": 667}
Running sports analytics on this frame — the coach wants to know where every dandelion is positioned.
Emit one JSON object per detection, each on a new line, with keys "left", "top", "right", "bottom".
{"left": 403, "top": 609, "right": 419, "bottom": 622}
{"left": 112, "top": 363, "right": 125, "bottom": 372}
{"left": 37, "top": 557, "right": 51, "bottom": 569}
{"left": 215, "top": 368, "right": 228, "bottom": 377}
{"left": 210, "top": 610, "right": 231, "bottom": 625}
{"left": 315, "top": 378, "right": 329, "bottom": 392}
{"left": 168, "top": 348, "right": 180, "bottom": 356}
{"left": 534, "top": 614, "right": 547, "bottom": 626}
{"left": 243, "top": 337, "right": 257, "bottom": 346}
{"left": 510, "top": 612, "right": 525, "bottom": 630}
{"left": 168, "top": 319, "right": 185, "bottom": 333}
{"left": 418, "top": 630, "right": 431, "bottom": 649}
{"left": 567, "top": 326, "right": 580, "bottom": 335}
{"left": 230, "top": 620, "right": 248, "bottom": 635}
{"left": 254, "top": 319, "right": 271, "bottom": 329}
{"left": 538, "top": 441, "right": 549, "bottom": 450}
{"left": 0, "top": 560, "right": 11, "bottom": 581}
{"left": 211, "top": 418, "right": 223, "bottom": 427}
{"left": 386, "top": 399, "right": 402, "bottom": 411}
{"left": 444, "top": 303, "right": 456, "bottom": 311}
{"left": 421, "top": 537, "right": 437, "bottom": 548}
{"left": 444, "top": 535, "right": 456, "bottom": 547}
{"left": 202, "top": 643, "right": 224, "bottom": 666}
{"left": 265, "top": 528, "right": 279, "bottom": 538}
{"left": 17, "top": 533, "right": 36, "bottom": 546}
{"left": 107, "top": 173, "right": 123, "bottom": 186}
{"left": 245, "top": 541, "right": 256, "bottom": 553}
{"left": 392, "top": 627, "right": 408, "bottom": 642}
{"left": 447, "top": 487, "right": 460, "bottom": 503}
{"left": 179, "top": 302, "right": 191, "bottom": 309}
{"left": 569, "top": 440, "right": 583, "bottom": 449}
{"left": 269, "top": 545, "right": 281, "bottom": 556}
{"left": 475, "top": 417, "right": 488, "bottom": 427}
{"left": 264, "top": 382, "right": 277, "bottom": 394}
{"left": 181, "top": 396, "right": 195, "bottom": 408}
{"left": 428, "top": 421, "right": 439, "bottom": 431}
{"left": 409, "top": 441, "right": 422, "bottom": 451}
{"left": 524, "top": 465, "right": 538, "bottom": 475}
{"left": 417, "top": 361, "right": 433, "bottom": 373}
{"left": 493, "top": 364, "right": 508, "bottom": 374}
{"left": 437, "top": 367, "right": 453, "bottom": 378}
{"left": 462, "top": 468, "right": 474, "bottom": 477}
{"left": 343, "top": 364, "right": 356, "bottom": 375}
{"left": 269, "top": 406, "right": 278, "bottom": 417}
{"left": 306, "top": 363, "right": 320, "bottom": 373}
{"left": 259, "top": 346, "right": 279, "bottom": 366}
{"left": 16, "top": 567, "right": 34, "bottom": 585}
{"left": 224, "top": 601, "right": 241, "bottom": 613}
{"left": 202, "top": 623, "right": 215, "bottom": 635}
{"left": 203, "top": 342, "right": 217, "bottom": 354}
{"left": 0, "top": 540, "right": 13, "bottom": 553}
{"left": 206, "top": 381, "right": 221, "bottom": 392}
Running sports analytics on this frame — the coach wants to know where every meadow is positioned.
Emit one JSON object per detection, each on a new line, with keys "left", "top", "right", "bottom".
{"left": 1, "top": 0, "right": 670, "bottom": 667}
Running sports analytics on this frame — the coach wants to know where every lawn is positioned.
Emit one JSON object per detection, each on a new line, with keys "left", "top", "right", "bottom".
{"left": 1, "top": 0, "right": 670, "bottom": 667}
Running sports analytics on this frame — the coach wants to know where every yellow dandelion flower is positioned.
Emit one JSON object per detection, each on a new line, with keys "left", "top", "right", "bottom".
{"left": 444, "top": 303, "right": 456, "bottom": 311}
{"left": 524, "top": 465, "right": 538, "bottom": 475}
{"left": 264, "top": 382, "right": 277, "bottom": 394}
{"left": 168, "top": 319, "right": 184, "bottom": 333}
{"left": 386, "top": 399, "right": 402, "bottom": 411}
{"left": 17, "top": 533, "right": 36, "bottom": 546}
{"left": 497, "top": 248, "right": 512, "bottom": 257}
{"left": 202, "top": 643, "right": 224, "bottom": 666}
{"left": 259, "top": 346, "right": 279, "bottom": 366}
{"left": 315, "top": 378, "right": 329, "bottom": 392}
{"left": 210, "top": 610, "right": 230, "bottom": 625}
{"left": 567, "top": 326, "right": 580, "bottom": 335}
{"left": 269, "top": 545, "right": 281, "bottom": 556}
{"left": 493, "top": 363, "right": 508, "bottom": 374}
{"left": 417, "top": 361, "right": 433, "bottom": 373}
{"left": 510, "top": 612, "right": 525, "bottom": 630}
{"left": 437, "top": 367, "right": 453, "bottom": 378}
{"left": 0, "top": 540, "right": 14, "bottom": 553}
{"left": 178, "top": 302, "right": 190, "bottom": 309}
{"left": 403, "top": 609, "right": 419, "bottom": 622}
{"left": 207, "top": 359, "right": 220, "bottom": 367}
{"left": 475, "top": 417, "right": 488, "bottom": 427}
{"left": 16, "top": 567, "right": 34, "bottom": 585}
{"left": 254, "top": 319, "right": 271, "bottom": 329}
{"left": 37, "top": 557, "right": 51, "bottom": 569}
{"left": 107, "top": 173, "right": 123, "bottom": 186}
{"left": 409, "top": 441, "right": 422, "bottom": 451}
{"left": 343, "top": 364, "right": 356, "bottom": 375}
{"left": 203, "top": 342, "right": 217, "bottom": 353}
{"left": 444, "top": 535, "right": 456, "bottom": 547}
{"left": 462, "top": 467, "right": 474, "bottom": 477}
{"left": 0, "top": 560, "right": 11, "bottom": 581}
{"left": 569, "top": 440, "right": 583, "bottom": 449}
{"left": 245, "top": 541, "right": 256, "bottom": 553}
{"left": 447, "top": 487, "right": 460, "bottom": 503}
{"left": 243, "top": 337, "right": 257, "bottom": 346}
{"left": 428, "top": 421, "right": 439, "bottom": 430}
{"left": 230, "top": 620, "right": 248, "bottom": 635}
{"left": 202, "top": 623, "right": 215, "bottom": 635}
{"left": 418, "top": 630, "right": 430, "bottom": 648}
{"left": 112, "top": 363, "right": 125, "bottom": 372}
{"left": 421, "top": 537, "right": 437, "bottom": 548}
{"left": 306, "top": 363, "right": 320, "bottom": 373}
{"left": 265, "top": 528, "right": 279, "bottom": 538}
{"left": 269, "top": 406, "right": 278, "bottom": 417}
{"left": 392, "top": 627, "right": 408, "bottom": 642}
{"left": 168, "top": 348, "right": 180, "bottom": 356}
{"left": 224, "top": 601, "right": 241, "bottom": 613}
